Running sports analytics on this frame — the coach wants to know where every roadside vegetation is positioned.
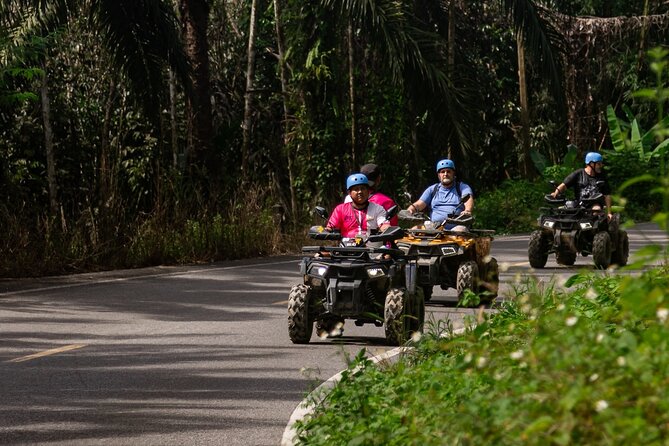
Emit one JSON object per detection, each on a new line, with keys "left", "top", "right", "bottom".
{"left": 294, "top": 265, "right": 669, "bottom": 445}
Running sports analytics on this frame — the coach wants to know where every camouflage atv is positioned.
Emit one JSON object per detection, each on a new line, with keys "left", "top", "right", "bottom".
{"left": 396, "top": 209, "right": 499, "bottom": 305}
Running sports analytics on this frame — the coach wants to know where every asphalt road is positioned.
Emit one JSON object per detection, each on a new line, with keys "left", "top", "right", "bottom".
{"left": 0, "top": 223, "right": 666, "bottom": 445}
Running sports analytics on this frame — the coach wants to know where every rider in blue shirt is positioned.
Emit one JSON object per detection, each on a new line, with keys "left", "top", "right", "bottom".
{"left": 406, "top": 159, "right": 474, "bottom": 230}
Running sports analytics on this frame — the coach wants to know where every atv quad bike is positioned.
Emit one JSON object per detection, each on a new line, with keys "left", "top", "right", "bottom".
{"left": 396, "top": 208, "right": 499, "bottom": 305}
{"left": 288, "top": 207, "right": 424, "bottom": 346}
{"left": 528, "top": 192, "right": 629, "bottom": 269}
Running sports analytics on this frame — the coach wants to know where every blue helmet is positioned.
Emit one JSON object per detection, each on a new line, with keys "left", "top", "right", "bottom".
{"left": 436, "top": 159, "right": 455, "bottom": 172}
{"left": 346, "top": 173, "right": 369, "bottom": 190}
{"left": 585, "top": 152, "right": 603, "bottom": 165}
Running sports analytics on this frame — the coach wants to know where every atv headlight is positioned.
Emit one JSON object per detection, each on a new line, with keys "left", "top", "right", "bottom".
{"left": 543, "top": 220, "right": 555, "bottom": 229}
{"left": 367, "top": 267, "right": 386, "bottom": 278}
{"left": 580, "top": 222, "right": 593, "bottom": 230}
{"left": 308, "top": 264, "right": 329, "bottom": 277}
{"left": 440, "top": 245, "right": 459, "bottom": 256}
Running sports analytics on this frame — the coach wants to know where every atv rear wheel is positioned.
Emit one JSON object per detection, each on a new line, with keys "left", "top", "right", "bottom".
{"left": 528, "top": 230, "right": 549, "bottom": 268}
{"left": 592, "top": 231, "right": 612, "bottom": 269}
{"left": 288, "top": 284, "right": 313, "bottom": 344}
{"left": 384, "top": 288, "right": 422, "bottom": 346}
{"left": 556, "top": 250, "right": 577, "bottom": 266}
{"left": 456, "top": 261, "right": 479, "bottom": 303}
{"left": 611, "top": 230, "right": 629, "bottom": 267}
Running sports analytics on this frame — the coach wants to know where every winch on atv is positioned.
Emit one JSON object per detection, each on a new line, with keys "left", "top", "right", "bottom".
{"left": 287, "top": 206, "right": 424, "bottom": 346}
{"left": 528, "top": 189, "right": 629, "bottom": 269}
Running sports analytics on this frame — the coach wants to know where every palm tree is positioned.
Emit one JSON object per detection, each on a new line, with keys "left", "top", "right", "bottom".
{"left": 319, "top": 0, "right": 564, "bottom": 178}
{"left": 0, "top": 0, "right": 214, "bottom": 168}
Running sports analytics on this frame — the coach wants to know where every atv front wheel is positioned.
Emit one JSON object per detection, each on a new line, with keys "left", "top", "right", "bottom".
{"left": 611, "top": 230, "right": 629, "bottom": 267}
{"left": 592, "top": 231, "right": 612, "bottom": 269}
{"left": 384, "top": 288, "right": 422, "bottom": 346}
{"left": 456, "top": 261, "right": 479, "bottom": 303}
{"left": 528, "top": 230, "right": 549, "bottom": 268}
{"left": 288, "top": 284, "right": 313, "bottom": 344}
{"left": 556, "top": 250, "right": 577, "bottom": 266}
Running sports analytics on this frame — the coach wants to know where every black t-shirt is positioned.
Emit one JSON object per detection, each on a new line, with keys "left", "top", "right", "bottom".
{"left": 563, "top": 168, "right": 611, "bottom": 202}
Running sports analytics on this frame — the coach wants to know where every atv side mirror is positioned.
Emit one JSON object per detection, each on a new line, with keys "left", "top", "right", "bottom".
{"left": 314, "top": 206, "right": 329, "bottom": 220}
{"left": 385, "top": 205, "right": 399, "bottom": 219}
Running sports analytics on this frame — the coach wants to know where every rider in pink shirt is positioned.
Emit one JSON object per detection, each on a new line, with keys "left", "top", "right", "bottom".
{"left": 327, "top": 173, "right": 390, "bottom": 238}
{"left": 344, "top": 164, "right": 399, "bottom": 226}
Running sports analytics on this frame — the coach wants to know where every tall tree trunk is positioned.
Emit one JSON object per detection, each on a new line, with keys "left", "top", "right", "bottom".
{"left": 40, "top": 62, "right": 58, "bottom": 216}
{"left": 242, "top": 0, "right": 259, "bottom": 180}
{"left": 348, "top": 20, "right": 357, "bottom": 169}
{"left": 168, "top": 68, "right": 179, "bottom": 170}
{"left": 446, "top": 0, "right": 458, "bottom": 159}
{"left": 100, "top": 77, "right": 116, "bottom": 209}
{"left": 516, "top": 32, "right": 534, "bottom": 179}
{"left": 273, "top": 0, "right": 298, "bottom": 222}
{"left": 179, "top": 0, "right": 213, "bottom": 170}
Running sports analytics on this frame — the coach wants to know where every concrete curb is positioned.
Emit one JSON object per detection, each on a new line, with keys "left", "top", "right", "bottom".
{"left": 281, "top": 327, "right": 468, "bottom": 446}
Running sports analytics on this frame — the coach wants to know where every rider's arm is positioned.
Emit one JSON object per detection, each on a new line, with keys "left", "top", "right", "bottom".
{"left": 374, "top": 205, "right": 391, "bottom": 232}
{"left": 553, "top": 170, "right": 579, "bottom": 197}
{"left": 552, "top": 183, "right": 567, "bottom": 198}
{"left": 408, "top": 199, "right": 427, "bottom": 214}
{"left": 326, "top": 205, "right": 343, "bottom": 232}
{"left": 605, "top": 194, "right": 613, "bottom": 219}
{"left": 461, "top": 196, "right": 474, "bottom": 215}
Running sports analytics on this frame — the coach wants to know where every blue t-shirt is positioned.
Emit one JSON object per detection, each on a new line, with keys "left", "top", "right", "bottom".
{"left": 419, "top": 182, "right": 473, "bottom": 223}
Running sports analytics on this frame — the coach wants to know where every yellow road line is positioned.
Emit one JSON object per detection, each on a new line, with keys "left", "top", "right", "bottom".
{"left": 273, "top": 300, "right": 288, "bottom": 305}
{"left": 7, "top": 344, "right": 87, "bottom": 363}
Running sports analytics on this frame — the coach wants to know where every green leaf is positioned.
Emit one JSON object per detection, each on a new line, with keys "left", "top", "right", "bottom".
{"left": 618, "top": 174, "right": 656, "bottom": 194}
{"left": 522, "top": 415, "right": 554, "bottom": 437}
{"left": 630, "top": 119, "right": 644, "bottom": 159}
{"left": 606, "top": 105, "right": 626, "bottom": 152}
{"left": 633, "top": 88, "right": 658, "bottom": 100}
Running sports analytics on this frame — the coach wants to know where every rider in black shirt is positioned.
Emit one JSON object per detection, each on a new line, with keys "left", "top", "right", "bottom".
{"left": 551, "top": 152, "right": 613, "bottom": 221}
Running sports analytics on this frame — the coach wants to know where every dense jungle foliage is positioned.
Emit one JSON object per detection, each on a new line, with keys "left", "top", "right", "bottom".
{"left": 1, "top": 1, "right": 668, "bottom": 276}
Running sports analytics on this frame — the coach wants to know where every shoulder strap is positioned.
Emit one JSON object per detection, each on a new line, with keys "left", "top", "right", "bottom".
{"left": 431, "top": 183, "right": 439, "bottom": 200}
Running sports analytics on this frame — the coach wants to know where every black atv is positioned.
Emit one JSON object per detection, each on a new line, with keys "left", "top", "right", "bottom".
{"left": 528, "top": 192, "right": 629, "bottom": 269}
{"left": 287, "top": 207, "right": 424, "bottom": 346}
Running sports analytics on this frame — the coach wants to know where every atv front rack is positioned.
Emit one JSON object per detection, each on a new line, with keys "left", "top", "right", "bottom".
{"left": 403, "top": 228, "right": 495, "bottom": 239}
{"left": 302, "top": 245, "right": 409, "bottom": 260}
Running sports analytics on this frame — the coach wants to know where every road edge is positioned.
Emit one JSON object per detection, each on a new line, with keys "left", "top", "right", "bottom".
{"left": 281, "top": 327, "right": 468, "bottom": 446}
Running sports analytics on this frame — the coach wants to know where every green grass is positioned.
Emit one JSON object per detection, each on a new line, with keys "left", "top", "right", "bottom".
{"left": 295, "top": 267, "right": 669, "bottom": 445}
